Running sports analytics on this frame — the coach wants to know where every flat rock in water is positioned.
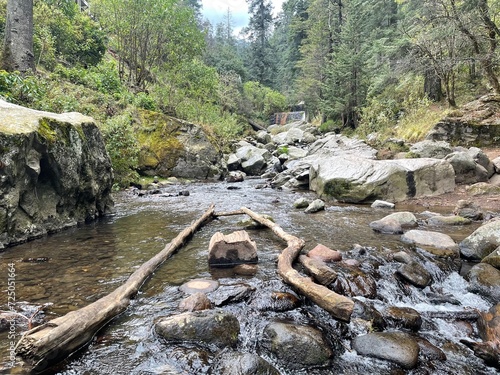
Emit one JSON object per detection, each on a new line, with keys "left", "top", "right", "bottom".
{"left": 401, "top": 230, "right": 459, "bottom": 257}
{"left": 395, "top": 261, "right": 432, "bottom": 288}
{"left": 209, "top": 352, "right": 280, "bottom": 375}
{"left": 371, "top": 200, "right": 395, "bottom": 209}
{"left": 352, "top": 332, "right": 420, "bottom": 369}
{"left": 155, "top": 310, "right": 240, "bottom": 349}
{"left": 179, "top": 279, "right": 219, "bottom": 294}
{"left": 427, "top": 215, "right": 472, "bottom": 226}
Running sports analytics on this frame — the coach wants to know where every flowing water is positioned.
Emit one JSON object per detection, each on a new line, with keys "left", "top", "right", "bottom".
{"left": 0, "top": 179, "right": 496, "bottom": 374}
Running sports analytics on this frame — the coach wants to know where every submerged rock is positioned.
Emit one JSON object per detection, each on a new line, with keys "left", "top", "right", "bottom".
{"left": 352, "top": 331, "right": 420, "bottom": 369}
{"left": 209, "top": 351, "right": 280, "bottom": 375}
{"left": 261, "top": 322, "right": 333, "bottom": 367}
{"left": 155, "top": 310, "right": 240, "bottom": 349}
{"left": 395, "top": 261, "right": 433, "bottom": 288}
{"left": 0, "top": 100, "right": 113, "bottom": 247}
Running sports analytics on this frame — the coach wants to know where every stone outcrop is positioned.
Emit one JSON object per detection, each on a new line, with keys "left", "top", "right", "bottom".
{"left": 426, "top": 94, "right": 500, "bottom": 146}
{"left": 135, "top": 109, "right": 224, "bottom": 179}
{"left": 0, "top": 100, "right": 113, "bottom": 247}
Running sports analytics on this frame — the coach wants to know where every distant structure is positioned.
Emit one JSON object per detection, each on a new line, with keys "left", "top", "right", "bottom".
{"left": 271, "top": 101, "right": 306, "bottom": 125}
{"left": 75, "top": 0, "right": 89, "bottom": 11}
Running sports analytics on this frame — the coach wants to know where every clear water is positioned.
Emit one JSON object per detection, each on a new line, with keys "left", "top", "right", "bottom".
{"left": 0, "top": 179, "right": 496, "bottom": 374}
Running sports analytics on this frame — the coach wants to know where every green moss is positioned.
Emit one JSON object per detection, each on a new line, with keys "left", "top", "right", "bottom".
{"left": 323, "top": 179, "right": 352, "bottom": 198}
{"left": 37, "top": 117, "right": 85, "bottom": 146}
{"left": 37, "top": 118, "right": 58, "bottom": 144}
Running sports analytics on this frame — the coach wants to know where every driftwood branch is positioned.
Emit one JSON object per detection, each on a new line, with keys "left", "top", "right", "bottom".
{"left": 240, "top": 207, "right": 354, "bottom": 322}
{"left": 15, "top": 204, "right": 216, "bottom": 373}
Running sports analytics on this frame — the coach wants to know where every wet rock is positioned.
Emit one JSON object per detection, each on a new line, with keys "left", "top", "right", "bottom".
{"left": 409, "top": 140, "right": 452, "bottom": 159}
{"left": 445, "top": 151, "right": 489, "bottom": 184}
{"left": 237, "top": 214, "right": 274, "bottom": 230}
{"left": 249, "top": 287, "right": 301, "bottom": 312}
{"left": 383, "top": 306, "right": 422, "bottom": 331}
{"left": 209, "top": 351, "right": 280, "bottom": 375}
{"left": 415, "top": 337, "right": 447, "bottom": 361}
{"left": 482, "top": 246, "right": 500, "bottom": 269}
{"left": 208, "top": 231, "right": 258, "bottom": 267}
{"left": 179, "top": 279, "right": 219, "bottom": 294}
{"left": 352, "top": 300, "right": 386, "bottom": 331}
{"left": 155, "top": 310, "right": 240, "bottom": 349}
{"left": 304, "top": 199, "right": 325, "bottom": 213}
{"left": 427, "top": 215, "right": 472, "bottom": 226}
{"left": 299, "top": 255, "right": 338, "bottom": 285}
{"left": 454, "top": 200, "right": 484, "bottom": 221}
{"left": 307, "top": 243, "right": 342, "bottom": 262}
{"left": 261, "top": 322, "right": 333, "bottom": 367}
{"left": 226, "top": 171, "right": 245, "bottom": 183}
{"left": 395, "top": 262, "right": 432, "bottom": 288}
{"left": 393, "top": 251, "right": 413, "bottom": 264}
{"left": 371, "top": 200, "right": 395, "bottom": 209}
{"left": 293, "top": 197, "right": 310, "bottom": 209}
{"left": 459, "top": 219, "right": 500, "bottom": 260}
{"left": 466, "top": 263, "right": 500, "bottom": 304}
{"left": 466, "top": 182, "right": 500, "bottom": 196}
{"left": 352, "top": 332, "right": 420, "bottom": 369}
{"left": 331, "top": 264, "right": 378, "bottom": 298}
{"left": 208, "top": 283, "right": 255, "bottom": 306}
{"left": 401, "top": 230, "right": 459, "bottom": 257}
{"left": 178, "top": 292, "right": 212, "bottom": 312}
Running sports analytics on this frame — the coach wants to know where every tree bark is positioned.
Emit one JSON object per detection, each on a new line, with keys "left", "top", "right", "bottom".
{"left": 15, "top": 205, "right": 215, "bottom": 373}
{"left": 240, "top": 207, "right": 354, "bottom": 322}
{"left": 2, "top": 0, "right": 35, "bottom": 73}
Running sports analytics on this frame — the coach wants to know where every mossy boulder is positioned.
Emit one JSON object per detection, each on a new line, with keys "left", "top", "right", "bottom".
{"left": 135, "top": 109, "right": 224, "bottom": 179}
{"left": 309, "top": 156, "right": 455, "bottom": 203}
{"left": 0, "top": 100, "right": 113, "bottom": 247}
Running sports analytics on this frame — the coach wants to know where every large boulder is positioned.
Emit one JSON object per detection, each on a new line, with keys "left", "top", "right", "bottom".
{"left": 235, "top": 145, "right": 271, "bottom": 175}
{"left": 135, "top": 109, "right": 224, "bottom": 179}
{"left": 309, "top": 156, "right": 455, "bottom": 203}
{"left": 459, "top": 220, "right": 500, "bottom": 260}
{"left": 307, "top": 134, "right": 378, "bottom": 159}
{"left": 409, "top": 140, "right": 453, "bottom": 159}
{"left": 466, "top": 263, "right": 500, "bottom": 304}
{"left": 444, "top": 151, "right": 489, "bottom": 184}
{"left": 0, "top": 100, "right": 113, "bottom": 247}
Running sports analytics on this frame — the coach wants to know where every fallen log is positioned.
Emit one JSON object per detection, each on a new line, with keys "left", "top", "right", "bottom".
{"left": 15, "top": 204, "right": 216, "bottom": 373}
{"left": 240, "top": 207, "right": 354, "bottom": 322}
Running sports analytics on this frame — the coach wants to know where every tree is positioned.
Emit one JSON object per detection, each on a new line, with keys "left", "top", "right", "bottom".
{"left": 2, "top": 0, "right": 35, "bottom": 73}
{"left": 245, "top": 0, "right": 275, "bottom": 86}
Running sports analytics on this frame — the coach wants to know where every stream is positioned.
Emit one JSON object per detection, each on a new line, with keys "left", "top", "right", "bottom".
{"left": 0, "top": 179, "right": 497, "bottom": 374}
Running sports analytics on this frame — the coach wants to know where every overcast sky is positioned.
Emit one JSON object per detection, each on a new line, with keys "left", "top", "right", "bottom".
{"left": 201, "top": 0, "right": 284, "bottom": 35}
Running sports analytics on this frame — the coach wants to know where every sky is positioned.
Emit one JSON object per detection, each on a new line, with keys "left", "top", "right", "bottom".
{"left": 201, "top": 0, "right": 285, "bottom": 35}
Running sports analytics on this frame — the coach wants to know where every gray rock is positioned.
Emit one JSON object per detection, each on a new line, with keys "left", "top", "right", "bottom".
{"left": 227, "top": 154, "right": 241, "bottom": 171}
{"left": 286, "top": 146, "right": 307, "bottom": 160}
{"left": 401, "top": 230, "right": 459, "bottom": 257}
{"left": 155, "top": 310, "right": 239, "bottom": 348}
{"left": 393, "top": 251, "right": 413, "bottom": 264}
{"left": 309, "top": 156, "right": 455, "bottom": 203}
{"left": 370, "top": 212, "right": 417, "bottom": 234}
{"left": 409, "top": 140, "right": 452, "bottom": 159}
{"left": 209, "top": 352, "right": 279, "bottom": 375}
{"left": 304, "top": 199, "right": 325, "bottom": 213}
{"left": 371, "top": 200, "right": 395, "bottom": 209}
{"left": 271, "top": 127, "right": 304, "bottom": 144}
{"left": 262, "top": 322, "right": 332, "bottom": 367}
{"left": 307, "top": 134, "right": 377, "bottom": 159}
{"left": 489, "top": 174, "right": 500, "bottom": 186}
{"left": 255, "top": 130, "right": 271, "bottom": 144}
{"left": 236, "top": 146, "right": 270, "bottom": 175}
{"left": 460, "top": 219, "right": 500, "bottom": 260}
{"left": 395, "top": 261, "right": 433, "bottom": 288}
{"left": 482, "top": 246, "right": 500, "bottom": 269}
{"left": 468, "top": 147, "right": 495, "bottom": 177}
{"left": 178, "top": 292, "right": 212, "bottom": 312}
{"left": 0, "top": 100, "right": 113, "bottom": 247}
{"left": 226, "top": 171, "right": 245, "bottom": 183}
{"left": 466, "top": 182, "right": 500, "bottom": 196}
{"left": 352, "top": 332, "right": 420, "bottom": 369}
{"left": 293, "top": 197, "right": 310, "bottom": 209}
{"left": 467, "top": 263, "right": 500, "bottom": 304}
{"left": 454, "top": 200, "right": 483, "bottom": 221}
{"left": 427, "top": 215, "right": 472, "bottom": 226}
{"left": 493, "top": 156, "right": 500, "bottom": 173}
{"left": 445, "top": 151, "right": 489, "bottom": 184}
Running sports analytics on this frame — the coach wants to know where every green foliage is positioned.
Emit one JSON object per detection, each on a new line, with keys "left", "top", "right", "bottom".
{"left": 0, "top": 70, "right": 45, "bottom": 104}
{"left": 319, "top": 119, "right": 341, "bottom": 133}
{"left": 101, "top": 114, "right": 140, "bottom": 187}
{"left": 33, "top": 1, "right": 106, "bottom": 69}
{"left": 242, "top": 81, "right": 287, "bottom": 120}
